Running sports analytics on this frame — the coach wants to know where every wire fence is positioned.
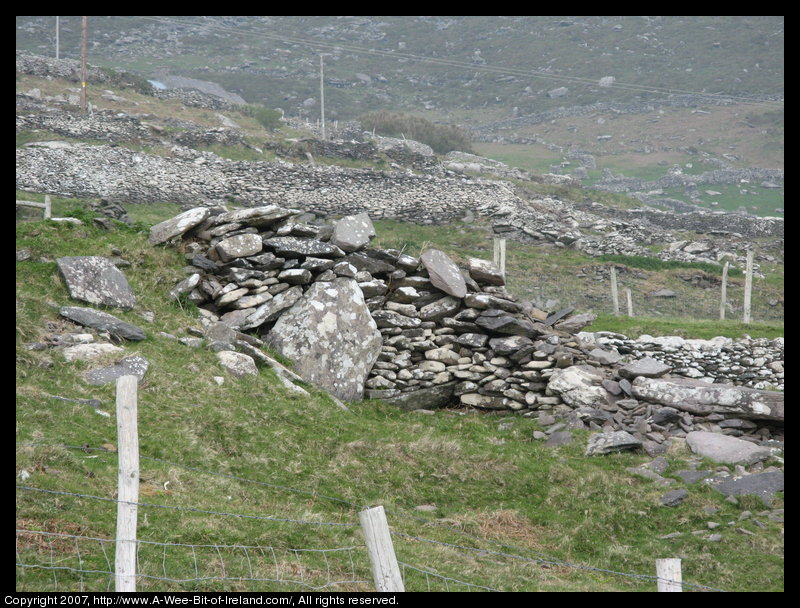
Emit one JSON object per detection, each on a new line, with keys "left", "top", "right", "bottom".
{"left": 16, "top": 440, "right": 728, "bottom": 593}
{"left": 505, "top": 270, "right": 783, "bottom": 323}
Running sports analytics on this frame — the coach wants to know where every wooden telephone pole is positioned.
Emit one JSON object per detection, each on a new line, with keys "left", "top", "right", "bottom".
{"left": 81, "top": 16, "right": 88, "bottom": 114}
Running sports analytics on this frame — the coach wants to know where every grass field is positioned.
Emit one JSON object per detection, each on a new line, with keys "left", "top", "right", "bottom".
{"left": 15, "top": 204, "right": 783, "bottom": 592}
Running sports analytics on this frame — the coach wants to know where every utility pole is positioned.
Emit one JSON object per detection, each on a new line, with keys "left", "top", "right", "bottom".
{"left": 55, "top": 16, "right": 60, "bottom": 60}
{"left": 319, "top": 54, "right": 326, "bottom": 140}
{"left": 80, "top": 16, "right": 88, "bottom": 114}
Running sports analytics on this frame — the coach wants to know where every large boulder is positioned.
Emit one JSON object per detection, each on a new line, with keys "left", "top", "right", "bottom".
{"left": 266, "top": 277, "right": 382, "bottom": 401}
{"left": 57, "top": 256, "right": 136, "bottom": 309}
{"left": 631, "top": 377, "right": 784, "bottom": 421}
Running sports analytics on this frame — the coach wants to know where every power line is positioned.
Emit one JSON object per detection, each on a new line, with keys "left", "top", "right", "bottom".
{"left": 128, "top": 16, "right": 783, "bottom": 108}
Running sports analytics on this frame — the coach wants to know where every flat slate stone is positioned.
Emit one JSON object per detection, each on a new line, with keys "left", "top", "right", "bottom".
{"left": 707, "top": 471, "right": 784, "bottom": 506}
{"left": 263, "top": 236, "right": 345, "bottom": 259}
{"left": 466, "top": 257, "right": 505, "bottom": 286}
{"left": 213, "top": 205, "right": 300, "bottom": 228}
{"left": 585, "top": 430, "right": 642, "bottom": 456}
{"left": 60, "top": 306, "right": 146, "bottom": 341}
{"left": 420, "top": 249, "right": 467, "bottom": 298}
{"left": 149, "top": 207, "right": 210, "bottom": 244}
{"left": 330, "top": 213, "right": 377, "bottom": 253}
{"left": 84, "top": 355, "right": 149, "bottom": 385}
{"left": 57, "top": 256, "right": 136, "bottom": 309}
{"left": 686, "top": 431, "right": 772, "bottom": 466}
{"left": 618, "top": 357, "right": 671, "bottom": 379}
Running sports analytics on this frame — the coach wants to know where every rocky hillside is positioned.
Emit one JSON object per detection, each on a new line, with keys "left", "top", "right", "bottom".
{"left": 15, "top": 16, "right": 784, "bottom": 121}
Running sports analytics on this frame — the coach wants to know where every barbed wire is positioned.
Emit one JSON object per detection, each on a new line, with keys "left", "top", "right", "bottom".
{"left": 390, "top": 530, "right": 727, "bottom": 592}
{"left": 15, "top": 485, "right": 358, "bottom": 528}
{"left": 397, "top": 561, "right": 500, "bottom": 592}
{"left": 16, "top": 441, "right": 731, "bottom": 592}
{"left": 16, "top": 528, "right": 370, "bottom": 591}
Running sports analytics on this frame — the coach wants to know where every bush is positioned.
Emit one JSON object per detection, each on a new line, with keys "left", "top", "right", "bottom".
{"left": 359, "top": 110, "right": 473, "bottom": 155}
{"left": 248, "top": 105, "right": 283, "bottom": 131}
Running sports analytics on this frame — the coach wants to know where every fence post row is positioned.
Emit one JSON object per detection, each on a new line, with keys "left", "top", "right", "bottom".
{"left": 359, "top": 506, "right": 405, "bottom": 592}
{"left": 115, "top": 375, "right": 140, "bottom": 592}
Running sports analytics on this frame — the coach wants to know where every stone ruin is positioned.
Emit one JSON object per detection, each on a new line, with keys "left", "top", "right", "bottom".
{"left": 151, "top": 204, "right": 784, "bottom": 455}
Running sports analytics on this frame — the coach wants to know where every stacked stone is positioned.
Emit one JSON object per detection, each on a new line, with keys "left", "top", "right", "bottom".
{"left": 155, "top": 206, "right": 783, "bottom": 447}
{"left": 580, "top": 333, "right": 784, "bottom": 390}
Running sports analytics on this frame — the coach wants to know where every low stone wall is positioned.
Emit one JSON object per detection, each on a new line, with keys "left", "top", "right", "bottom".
{"left": 152, "top": 205, "right": 783, "bottom": 456}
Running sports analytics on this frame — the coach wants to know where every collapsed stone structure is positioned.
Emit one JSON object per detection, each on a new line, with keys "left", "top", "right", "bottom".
{"left": 152, "top": 205, "right": 783, "bottom": 454}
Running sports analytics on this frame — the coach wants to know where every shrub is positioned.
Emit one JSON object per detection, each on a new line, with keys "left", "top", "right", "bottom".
{"left": 248, "top": 105, "right": 283, "bottom": 131}
{"left": 359, "top": 110, "right": 473, "bottom": 155}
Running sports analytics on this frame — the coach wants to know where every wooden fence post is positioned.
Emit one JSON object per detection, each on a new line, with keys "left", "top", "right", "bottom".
{"left": 719, "top": 261, "right": 729, "bottom": 320}
{"left": 610, "top": 266, "right": 620, "bottom": 315}
{"left": 115, "top": 375, "right": 140, "bottom": 592}
{"left": 359, "top": 506, "right": 404, "bottom": 592}
{"left": 743, "top": 250, "right": 754, "bottom": 324}
{"left": 656, "top": 558, "right": 682, "bottom": 592}
{"left": 44, "top": 195, "right": 52, "bottom": 219}
{"left": 493, "top": 238, "right": 506, "bottom": 279}
{"left": 625, "top": 288, "right": 633, "bottom": 317}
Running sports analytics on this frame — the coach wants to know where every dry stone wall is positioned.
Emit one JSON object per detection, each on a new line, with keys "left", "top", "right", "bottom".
{"left": 152, "top": 205, "right": 783, "bottom": 456}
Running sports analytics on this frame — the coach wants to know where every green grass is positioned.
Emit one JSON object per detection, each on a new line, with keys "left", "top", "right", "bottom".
{"left": 16, "top": 210, "right": 783, "bottom": 592}
{"left": 585, "top": 313, "right": 784, "bottom": 340}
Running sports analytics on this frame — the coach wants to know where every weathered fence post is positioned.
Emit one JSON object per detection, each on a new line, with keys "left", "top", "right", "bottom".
{"left": 743, "top": 249, "right": 754, "bottom": 324}
{"left": 115, "top": 375, "right": 140, "bottom": 592}
{"left": 625, "top": 288, "right": 633, "bottom": 317}
{"left": 359, "top": 506, "right": 404, "bottom": 592}
{"left": 493, "top": 238, "right": 506, "bottom": 279}
{"left": 610, "top": 266, "right": 620, "bottom": 315}
{"left": 44, "top": 195, "right": 52, "bottom": 219}
{"left": 719, "top": 261, "right": 729, "bottom": 320}
{"left": 655, "top": 558, "right": 683, "bottom": 592}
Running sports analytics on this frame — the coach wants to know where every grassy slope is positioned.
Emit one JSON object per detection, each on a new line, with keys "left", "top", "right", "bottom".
{"left": 16, "top": 202, "right": 783, "bottom": 592}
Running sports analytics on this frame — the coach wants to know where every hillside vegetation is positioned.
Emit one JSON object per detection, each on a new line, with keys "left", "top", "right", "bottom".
{"left": 15, "top": 206, "right": 784, "bottom": 593}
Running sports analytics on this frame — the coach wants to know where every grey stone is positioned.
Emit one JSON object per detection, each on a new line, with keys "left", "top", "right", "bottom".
{"left": 547, "top": 366, "right": 609, "bottom": 407}
{"left": 685, "top": 431, "right": 772, "bottom": 466}
{"left": 631, "top": 377, "right": 783, "bottom": 422}
{"left": 588, "top": 348, "right": 622, "bottom": 365}
{"left": 149, "top": 207, "right": 210, "bottom": 244}
{"left": 420, "top": 249, "right": 467, "bottom": 298}
{"left": 475, "top": 313, "right": 539, "bottom": 337}
{"left": 488, "top": 335, "right": 534, "bottom": 356}
{"left": 63, "top": 343, "right": 124, "bottom": 361}
{"left": 329, "top": 213, "right": 377, "bottom": 253}
{"left": 676, "top": 470, "right": 714, "bottom": 484}
{"left": 241, "top": 286, "right": 304, "bottom": 330}
{"left": 59, "top": 306, "right": 146, "bottom": 341}
{"left": 660, "top": 489, "right": 689, "bottom": 507}
{"left": 382, "top": 382, "right": 458, "bottom": 411}
{"left": 213, "top": 205, "right": 299, "bottom": 228}
{"left": 464, "top": 293, "right": 523, "bottom": 313}
{"left": 216, "top": 233, "right": 263, "bottom": 262}
{"left": 169, "top": 273, "right": 201, "bottom": 301}
{"left": 707, "top": 471, "right": 783, "bottom": 506}
{"left": 466, "top": 257, "right": 505, "bottom": 286}
{"left": 266, "top": 277, "right": 382, "bottom": 401}
{"left": 84, "top": 355, "right": 149, "bottom": 385}
{"left": 216, "top": 351, "right": 258, "bottom": 378}
{"left": 585, "top": 430, "right": 642, "bottom": 456}
{"left": 57, "top": 256, "right": 136, "bottom": 309}
{"left": 618, "top": 357, "right": 671, "bottom": 379}
{"left": 264, "top": 236, "right": 345, "bottom": 259}
{"left": 418, "top": 296, "right": 462, "bottom": 322}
